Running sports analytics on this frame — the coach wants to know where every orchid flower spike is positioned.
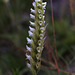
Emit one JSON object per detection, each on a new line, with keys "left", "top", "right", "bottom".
{"left": 26, "top": 0, "right": 47, "bottom": 74}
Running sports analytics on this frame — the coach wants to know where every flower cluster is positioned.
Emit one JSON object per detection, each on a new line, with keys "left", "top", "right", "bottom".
{"left": 26, "top": 0, "right": 47, "bottom": 74}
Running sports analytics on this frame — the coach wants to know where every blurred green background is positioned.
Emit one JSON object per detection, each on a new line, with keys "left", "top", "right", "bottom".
{"left": 0, "top": 0, "right": 75, "bottom": 75}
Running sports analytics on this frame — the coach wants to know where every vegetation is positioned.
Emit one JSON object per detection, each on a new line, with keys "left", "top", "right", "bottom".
{"left": 0, "top": 0, "right": 75, "bottom": 75}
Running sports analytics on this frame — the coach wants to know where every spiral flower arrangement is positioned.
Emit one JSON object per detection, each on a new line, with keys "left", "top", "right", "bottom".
{"left": 26, "top": 0, "right": 47, "bottom": 75}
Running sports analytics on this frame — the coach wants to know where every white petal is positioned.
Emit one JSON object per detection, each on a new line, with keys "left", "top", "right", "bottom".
{"left": 27, "top": 63, "right": 31, "bottom": 68}
{"left": 30, "top": 14, "right": 35, "bottom": 19}
{"left": 42, "top": 2, "right": 47, "bottom": 5}
{"left": 30, "top": 8, "right": 35, "bottom": 14}
{"left": 42, "top": 2, "right": 47, "bottom": 9}
{"left": 27, "top": 37, "right": 32, "bottom": 44}
{"left": 35, "top": 0, "right": 41, "bottom": 2}
{"left": 32, "top": 2, "right": 36, "bottom": 7}
{"left": 29, "top": 21, "right": 35, "bottom": 26}
{"left": 29, "top": 26, "right": 35, "bottom": 32}
{"left": 44, "top": 21, "right": 45, "bottom": 24}
{"left": 28, "top": 31, "right": 33, "bottom": 37}
{"left": 26, "top": 45, "right": 31, "bottom": 52}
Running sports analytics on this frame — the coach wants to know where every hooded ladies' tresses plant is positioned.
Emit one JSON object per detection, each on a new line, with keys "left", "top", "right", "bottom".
{"left": 26, "top": 0, "right": 47, "bottom": 75}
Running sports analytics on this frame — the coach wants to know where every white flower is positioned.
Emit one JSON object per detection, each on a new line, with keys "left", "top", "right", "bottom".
{"left": 26, "top": 45, "right": 31, "bottom": 52}
{"left": 28, "top": 31, "right": 33, "bottom": 37}
{"left": 30, "top": 8, "right": 35, "bottom": 14}
{"left": 38, "top": 9, "right": 42, "bottom": 14}
{"left": 29, "top": 21, "right": 35, "bottom": 26}
{"left": 32, "top": 2, "right": 36, "bottom": 7}
{"left": 39, "top": 15, "right": 45, "bottom": 20}
{"left": 29, "top": 26, "right": 35, "bottom": 32}
{"left": 27, "top": 63, "right": 31, "bottom": 68}
{"left": 27, "top": 37, "right": 33, "bottom": 44}
{"left": 40, "top": 27, "right": 45, "bottom": 33}
{"left": 42, "top": 2, "right": 47, "bottom": 9}
{"left": 37, "top": 47, "right": 41, "bottom": 52}
{"left": 37, "top": 3, "right": 41, "bottom": 7}
{"left": 30, "top": 14, "right": 35, "bottom": 19}
{"left": 39, "top": 21, "right": 43, "bottom": 26}
{"left": 39, "top": 34, "right": 44, "bottom": 39}
{"left": 39, "top": 14, "right": 42, "bottom": 19}
{"left": 26, "top": 53, "right": 32, "bottom": 60}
